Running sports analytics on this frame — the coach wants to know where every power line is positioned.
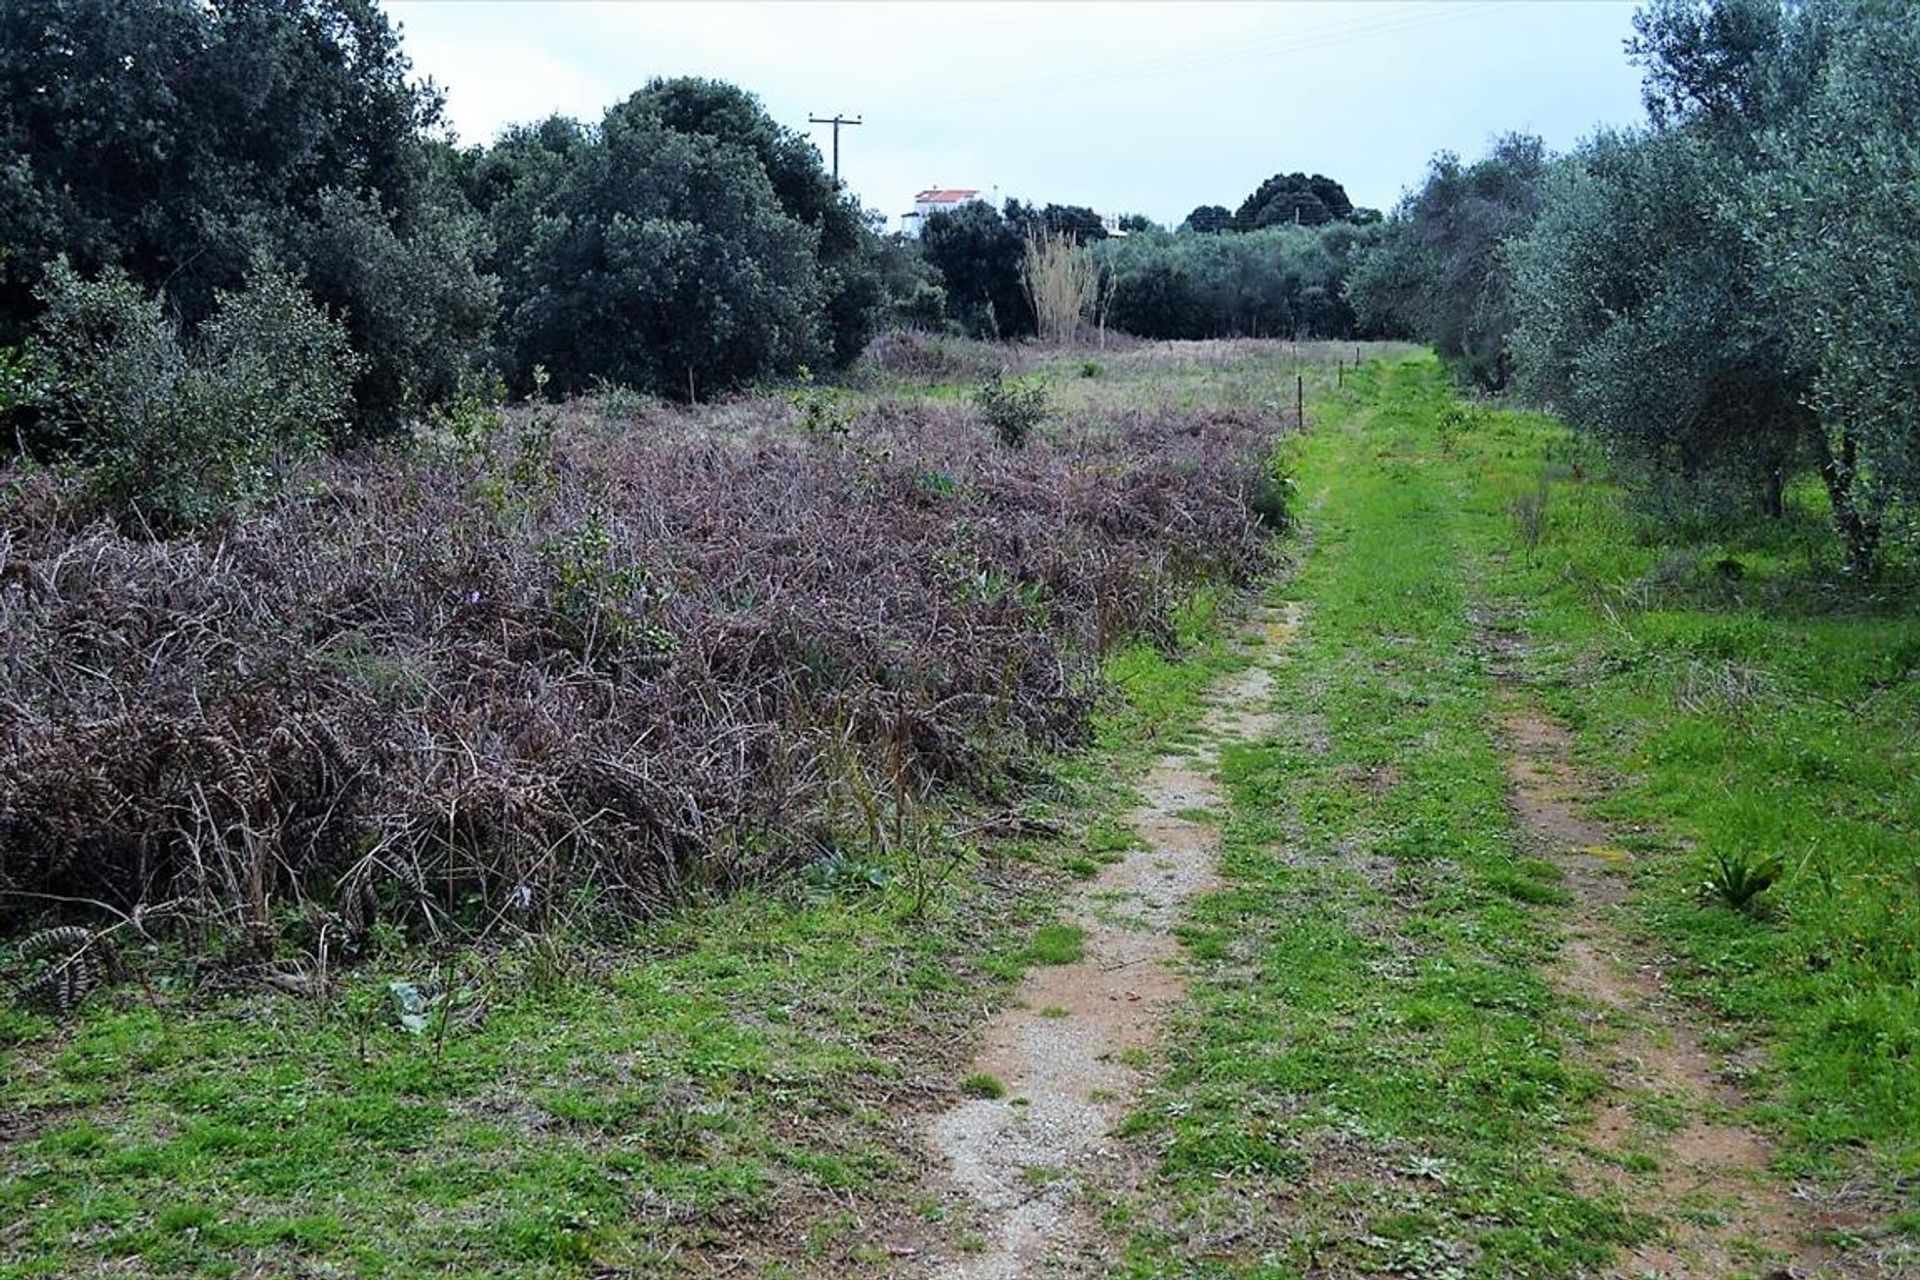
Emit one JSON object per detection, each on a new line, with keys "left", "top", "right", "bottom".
{"left": 808, "top": 112, "right": 862, "bottom": 184}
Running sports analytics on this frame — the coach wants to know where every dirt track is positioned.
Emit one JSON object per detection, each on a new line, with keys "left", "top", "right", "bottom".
{"left": 919, "top": 606, "right": 1299, "bottom": 1279}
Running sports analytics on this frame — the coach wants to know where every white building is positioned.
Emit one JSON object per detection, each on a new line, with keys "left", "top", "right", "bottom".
{"left": 898, "top": 187, "right": 980, "bottom": 236}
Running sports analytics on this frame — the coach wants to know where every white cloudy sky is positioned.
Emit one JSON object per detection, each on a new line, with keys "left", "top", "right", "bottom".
{"left": 385, "top": 1, "right": 1649, "bottom": 226}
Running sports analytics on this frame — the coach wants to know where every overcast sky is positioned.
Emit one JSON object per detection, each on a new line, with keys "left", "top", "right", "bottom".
{"left": 385, "top": 1, "right": 1650, "bottom": 227}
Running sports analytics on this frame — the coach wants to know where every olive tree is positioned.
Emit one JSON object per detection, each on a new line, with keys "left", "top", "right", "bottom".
{"left": 1743, "top": 0, "right": 1920, "bottom": 570}
{"left": 1346, "top": 135, "right": 1548, "bottom": 390}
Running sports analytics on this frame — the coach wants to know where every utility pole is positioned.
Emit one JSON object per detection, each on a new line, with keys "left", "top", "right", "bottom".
{"left": 809, "top": 113, "right": 862, "bottom": 185}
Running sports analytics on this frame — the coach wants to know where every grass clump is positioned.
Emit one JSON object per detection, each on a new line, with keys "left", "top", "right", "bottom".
{"left": 1020, "top": 923, "right": 1086, "bottom": 967}
{"left": 960, "top": 1072, "right": 1008, "bottom": 1100}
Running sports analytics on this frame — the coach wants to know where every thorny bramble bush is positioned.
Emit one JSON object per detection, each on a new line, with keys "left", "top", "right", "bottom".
{"left": 0, "top": 397, "right": 1279, "bottom": 966}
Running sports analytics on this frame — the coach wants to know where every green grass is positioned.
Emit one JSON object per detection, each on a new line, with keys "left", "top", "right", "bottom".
{"left": 1117, "top": 357, "right": 1639, "bottom": 1277}
{"left": 1437, "top": 363, "right": 1920, "bottom": 1193}
{"left": 1020, "top": 923, "right": 1087, "bottom": 967}
{"left": 960, "top": 1073, "right": 1008, "bottom": 1101}
{"left": 1114, "top": 353, "right": 1915, "bottom": 1277}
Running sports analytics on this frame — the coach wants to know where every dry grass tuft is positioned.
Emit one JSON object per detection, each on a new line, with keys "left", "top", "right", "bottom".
{"left": 1021, "top": 229, "right": 1111, "bottom": 345}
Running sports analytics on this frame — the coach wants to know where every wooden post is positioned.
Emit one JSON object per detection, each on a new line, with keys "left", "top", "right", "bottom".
{"left": 1296, "top": 373, "right": 1305, "bottom": 432}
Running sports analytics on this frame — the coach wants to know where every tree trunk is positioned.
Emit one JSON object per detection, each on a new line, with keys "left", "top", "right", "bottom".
{"left": 1811, "top": 425, "right": 1879, "bottom": 578}
{"left": 1762, "top": 465, "right": 1785, "bottom": 521}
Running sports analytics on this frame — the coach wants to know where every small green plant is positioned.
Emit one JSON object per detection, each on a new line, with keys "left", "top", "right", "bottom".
{"left": 544, "top": 511, "right": 674, "bottom": 665}
{"left": 803, "top": 853, "right": 893, "bottom": 900}
{"left": 973, "top": 373, "right": 1049, "bottom": 449}
{"left": 1078, "top": 359, "right": 1102, "bottom": 378}
{"left": 1704, "top": 848, "right": 1784, "bottom": 916}
{"left": 960, "top": 1072, "right": 1006, "bottom": 1100}
{"left": 587, "top": 378, "right": 652, "bottom": 420}
{"left": 916, "top": 469, "right": 958, "bottom": 499}
{"left": 1435, "top": 401, "right": 1488, "bottom": 456}
{"left": 424, "top": 366, "right": 560, "bottom": 521}
{"left": 423, "top": 367, "right": 509, "bottom": 458}
{"left": 1249, "top": 466, "right": 1294, "bottom": 532}
{"left": 1508, "top": 470, "right": 1551, "bottom": 564}
{"left": 789, "top": 373, "right": 856, "bottom": 440}
{"left": 0, "top": 341, "right": 36, "bottom": 423}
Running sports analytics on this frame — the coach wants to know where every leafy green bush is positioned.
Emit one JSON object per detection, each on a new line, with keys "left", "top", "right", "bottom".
{"left": 32, "top": 259, "right": 358, "bottom": 530}
{"left": 0, "top": 342, "right": 36, "bottom": 436}
{"left": 972, "top": 374, "right": 1048, "bottom": 449}
{"left": 1346, "top": 134, "right": 1547, "bottom": 389}
{"left": 0, "top": 0, "right": 486, "bottom": 436}
{"left": 894, "top": 281, "right": 950, "bottom": 333}
{"left": 290, "top": 185, "right": 500, "bottom": 437}
{"left": 1249, "top": 470, "right": 1293, "bottom": 532}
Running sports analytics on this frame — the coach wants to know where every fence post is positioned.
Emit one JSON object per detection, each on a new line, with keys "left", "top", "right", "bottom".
{"left": 1297, "top": 373, "right": 1305, "bottom": 432}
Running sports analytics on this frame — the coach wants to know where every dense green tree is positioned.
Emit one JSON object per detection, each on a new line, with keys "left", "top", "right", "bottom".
{"left": 1105, "top": 254, "right": 1200, "bottom": 340}
{"left": 919, "top": 202, "right": 1032, "bottom": 339}
{"left": 612, "top": 78, "right": 882, "bottom": 367}
{"left": 1182, "top": 205, "right": 1233, "bottom": 234}
{"left": 1745, "top": 0, "right": 1920, "bottom": 569}
{"left": 1347, "top": 133, "right": 1547, "bottom": 389}
{"left": 1628, "top": 0, "right": 1827, "bottom": 135}
{"left": 461, "top": 83, "right": 900, "bottom": 395}
{"left": 1004, "top": 200, "right": 1108, "bottom": 243}
{"left": 868, "top": 232, "right": 947, "bottom": 331}
{"left": 1509, "top": 130, "right": 1807, "bottom": 517}
{"left": 477, "top": 104, "right": 825, "bottom": 399}
{"left": 0, "top": 0, "right": 494, "bottom": 434}
{"left": 288, "top": 184, "right": 498, "bottom": 432}
{"left": 1232, "top": 172, "right": 1356, "bottom": 230}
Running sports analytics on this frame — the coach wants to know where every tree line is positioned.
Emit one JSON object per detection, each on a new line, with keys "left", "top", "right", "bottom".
{"left": 0, "top": 0, "right": 1396, "bottom": 496}
{"left": 2, "top": 0, "right": 938, "bottom": 525}
{"left": 917, "top": 173, "right": 1387, "bottom": 343}
{"left": 1352, "top": 0, "right": 1918, "bottom": 576}
{"left": 8, "top": 0, "right": 1911, "bottom": 569}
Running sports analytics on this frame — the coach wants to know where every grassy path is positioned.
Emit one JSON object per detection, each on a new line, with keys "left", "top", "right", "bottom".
{"left": 1105, "top": 357, "right": 1900, "bottom": 1278}
{"left": 920, "top": 604, "right": 1295, "bottom": 1278}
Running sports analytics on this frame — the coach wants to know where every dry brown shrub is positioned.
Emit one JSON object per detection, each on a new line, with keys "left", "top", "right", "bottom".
{"left": 0, "top": 396, "right": 1277, "bottom": 958}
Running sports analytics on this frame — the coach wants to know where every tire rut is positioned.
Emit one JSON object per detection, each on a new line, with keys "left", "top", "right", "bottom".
{"left": 1494, "top": 654, "right": 1877, "bottom": 1278}
{"left": 917, "top": 604, "right": 1300, "bottom": 1279}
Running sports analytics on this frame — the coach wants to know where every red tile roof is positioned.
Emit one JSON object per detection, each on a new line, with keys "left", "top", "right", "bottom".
{"left": 914, "top": 188, "right": 979, "bottom": 203}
